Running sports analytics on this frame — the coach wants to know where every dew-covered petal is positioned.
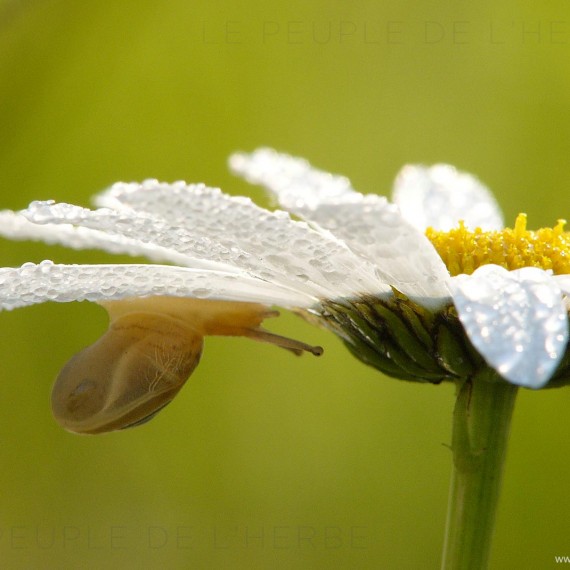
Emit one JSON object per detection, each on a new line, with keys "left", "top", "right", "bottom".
{"left": 19, "top": 196, "right": 386, "bottom": 299}
{"left": 96, "top": 180, "right": 386, "bottom": 298}
{"left": 291, "top": 194, "right": 452, "bottom": 306}
{"left": 230, "top": 148, "right": 450, "bottom": 307}
{"left": 553, "top": 274, "right": 570, "bottom": 296}
{"left": 451, "top": 265, "right": 568, "bottom": 388}
{"left": 229, "top": 147, "right": 358, "bottom": 210}
{"left": 0, "top": 210, "right": 230, "bottom": 270}
{"left": 0, "top": 261, "right": 315, "bottom": 311}
{"left": 392, "top": 164, "right": 504, "bottom": 231}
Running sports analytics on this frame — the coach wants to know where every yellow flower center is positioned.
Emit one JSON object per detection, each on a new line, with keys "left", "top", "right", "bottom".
{"left": 426, "top": 214, "right": 570, "bottom": 276}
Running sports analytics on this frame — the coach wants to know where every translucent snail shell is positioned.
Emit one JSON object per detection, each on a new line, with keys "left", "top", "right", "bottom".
{"left": 51, "top": 310, "right": 203, "bottom": 435}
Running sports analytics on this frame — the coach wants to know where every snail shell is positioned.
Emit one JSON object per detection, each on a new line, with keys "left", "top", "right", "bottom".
{"left": 51, "top": 311, "right": 203, "bottom": 434}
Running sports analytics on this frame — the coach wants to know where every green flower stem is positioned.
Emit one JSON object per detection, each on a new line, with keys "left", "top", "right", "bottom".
{"left": 441, "top": 372, "right": 518, "bottom": 570}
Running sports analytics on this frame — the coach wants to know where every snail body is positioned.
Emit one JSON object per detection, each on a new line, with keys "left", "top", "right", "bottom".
{"left": 51, "top": 296, "right": 322, "bottom": 434}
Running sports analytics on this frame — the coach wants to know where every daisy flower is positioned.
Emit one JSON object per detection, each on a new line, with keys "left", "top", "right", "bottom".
{"left": 230, "top": 149, "right": 570, "bottom": 391}
{"left": 0, "top": 148, "right": 569, "bottom": 435}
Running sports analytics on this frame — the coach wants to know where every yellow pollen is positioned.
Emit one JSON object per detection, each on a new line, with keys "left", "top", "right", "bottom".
{"left": 426, "top": 214, "right": 570, "bottom": 276}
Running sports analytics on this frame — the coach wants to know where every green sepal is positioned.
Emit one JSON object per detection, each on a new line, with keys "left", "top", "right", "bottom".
{"left": 324, "top": 300, "right": 443, "bottom": 382}
{"left": 395, "top": 300, "right": 434, "bottom": 350}
{"left": 435, "top": 314, "right": 476, "bottom": 378}
{"left": 319, "top": 295, "right": 454, "bottom": 384}
{"left": 342, "top": 338, "right": 424, "bottom": 382}
{"left": 369, "top": 301, "right": 443, "bottom": 375}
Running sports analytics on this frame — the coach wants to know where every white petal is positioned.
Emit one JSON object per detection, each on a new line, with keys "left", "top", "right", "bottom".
{"left": 230, "top": 149, "right": 450, "bottom": 307}
{"left": 0, "top": 261, "right": 314, "bottom": 311}
{"left": 553, "top": 274, "right": 570, "bottom": 296}
{"left": 392, "top": 164, "right": 504, "bottom": 231}
{"left": 20, "top": 195, "right": 385, "bottom": 299}
{"left": 229, "top": 147, "right": 358, "bottom": 210}
{"left": 0, "top": 210, "right": 232, "bottom": 270}
{"left": 98, "top": 178, "right": 373, "bottom": 295}
{"left": 451, "top": 265, "right": 568, "bottom": 388}
{"left": 293, "top": 194, "right": 452, "bottom": 306}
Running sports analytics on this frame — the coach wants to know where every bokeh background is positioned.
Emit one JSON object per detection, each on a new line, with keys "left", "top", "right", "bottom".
{"left": 1, "top": 1, "right": 569, "bottom": 568}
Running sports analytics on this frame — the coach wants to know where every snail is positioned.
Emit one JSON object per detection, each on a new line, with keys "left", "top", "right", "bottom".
{"left": 51, "top": 297, "right": 322, "bottom": 434}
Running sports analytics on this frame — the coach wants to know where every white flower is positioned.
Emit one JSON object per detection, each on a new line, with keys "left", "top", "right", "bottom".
{"left": 230, "top": 149, "right": 570, "bottom": 389}
{"left": 1, "top": 148, "right": 569, "bottom": 432}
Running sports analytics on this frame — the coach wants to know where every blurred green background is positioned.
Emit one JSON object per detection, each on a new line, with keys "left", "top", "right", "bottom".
{"left": 1, "top": 1, "right": 569, "bottom": 568}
